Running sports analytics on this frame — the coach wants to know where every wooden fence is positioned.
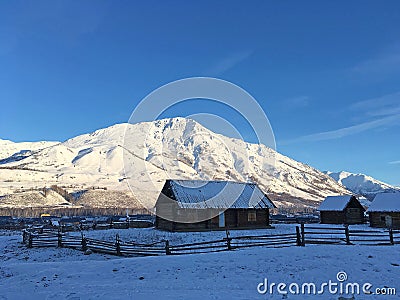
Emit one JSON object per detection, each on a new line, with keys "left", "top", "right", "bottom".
{"left": 299, "top": 224, "right": 400, "bottom": 246}
{"left": 22, "top": 225, "right": 400, "bottom": 258}
{"left": 22, "top": 228, "right": 300, "bottom": 257}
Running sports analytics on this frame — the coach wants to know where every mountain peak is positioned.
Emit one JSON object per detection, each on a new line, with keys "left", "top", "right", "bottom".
{"left": 326, "top": 170, "right": 400, "bottom": 200}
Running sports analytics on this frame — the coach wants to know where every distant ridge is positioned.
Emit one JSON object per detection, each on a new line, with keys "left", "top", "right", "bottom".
{"left": 325, "top": 171, "right": 400, "bottom": 200}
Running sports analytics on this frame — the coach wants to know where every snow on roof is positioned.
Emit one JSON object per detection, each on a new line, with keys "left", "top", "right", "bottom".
{"left": 367, "top": 193, "right": 400, "bottom": 212}
{"left": 167, "top": 180, "right": 275, "bottom": 209}
{"left": 318, "top": 195, "right": 354, "bottom": 211}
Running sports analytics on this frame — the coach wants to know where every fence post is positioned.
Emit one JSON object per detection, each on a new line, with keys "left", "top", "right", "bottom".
{"left": 165, "top": 240, "right": 171, "bottom": 255}
{"left": 22, "top": 230, "right": 27, "bottom": 244}
{"left": 28, "top": 232, "right": 33, "bottom": 248}
{"left": 225, "top": 230, "right": 232, "bottom": 250}
{"left": 300, "top": 223, "right": 305, "bottom": 246}
{"left": 296, "top": 226, "right": 301, "bottom": 246}
{"left": 58, "top": 230, "right": 63, "bottom": 248}
{"left": 344, "top": 225, "right": 351, "bottom": 245}
{"left": 81, "top": 233, "right": 87, "bottom": 251}
{"left": 115, "top": 234, "right": 121, "bottom": 256}
{"left": 389, "top": 228, "right": 394, "bottom": 245}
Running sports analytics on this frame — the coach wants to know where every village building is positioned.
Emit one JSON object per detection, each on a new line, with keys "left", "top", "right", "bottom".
{"left": 155, "top": 180, "right": 275, "bottom": 232}
{"left": 367, "top": 193, "right": 400, "bottom": 229}
{"left": 318, "top": 195, "right": 365, "bottom": 224}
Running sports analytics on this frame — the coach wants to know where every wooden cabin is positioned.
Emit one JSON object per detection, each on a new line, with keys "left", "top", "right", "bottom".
{"left": 318, "top": 195, "right": 365, "bottom": 224}
{"left": 367, "top": 193, "right": 400, "bottom": 229}
{"left": 155, "top": 180, "right": 276, "bottom": 232}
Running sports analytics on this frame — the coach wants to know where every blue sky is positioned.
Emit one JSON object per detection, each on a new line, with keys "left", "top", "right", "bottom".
{"left": 0, "top": 1, "right": 399, "bottom": 185}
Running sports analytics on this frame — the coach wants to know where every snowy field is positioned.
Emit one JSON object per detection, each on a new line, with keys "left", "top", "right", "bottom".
{"left": 1, "top": 225, "right": 399, "bottom": 300}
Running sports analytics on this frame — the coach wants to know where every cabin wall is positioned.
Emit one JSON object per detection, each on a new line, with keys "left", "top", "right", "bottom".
{"left": 234, "top": 209, "right": 269, "bottom": 228}
{"left": 155, "top": 193, "right": 179, "bottom": 231}
{"left": 369, "top": 212, "right": 400, "bottom": 229}
{"left": 155, "top": 216, "right": 175, "bottom": 231}
{"left": 343, "top": 197, "right": 365, "bottom": 224}
{"left": 320, "top": 211, "right": 346, "bottom": 224}
{"left": 156, "top": 208, "right": 270, "bottom": 232}
{"left": 344, "top": 207, "right": 364, "bottom": 224}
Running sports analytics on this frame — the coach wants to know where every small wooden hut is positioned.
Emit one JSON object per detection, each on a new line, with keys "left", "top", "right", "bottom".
{"left": 318, "top": 195, "right": 365, "bottom": 224}
{"left": 155, "top": 180, "right": 275, "bottom": 232}
{"left": 367, "top": 193, "right": 400, "bottom": 229}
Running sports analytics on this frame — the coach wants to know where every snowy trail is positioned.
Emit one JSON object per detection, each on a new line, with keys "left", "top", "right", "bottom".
{"left": 2, "top": 245, "right": 399, "bottom": 300}
{"left": 1, "top": 227, "right": 399, "bottom": 299}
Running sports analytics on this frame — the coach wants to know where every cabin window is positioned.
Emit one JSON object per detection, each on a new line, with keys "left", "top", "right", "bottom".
{"left": 380, "top": 215, "right": 386, "bottom": 222}
{"left": 248, "top": 212, "right": 257, "bottom": 222}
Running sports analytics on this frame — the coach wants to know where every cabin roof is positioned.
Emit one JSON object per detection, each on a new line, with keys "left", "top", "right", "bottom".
{"left": 163, "top": 180, "right": 275, "bottom": 209}
{"left": 318, "top": 195, "right": 355, "bottom": 211}
{"left": 367, "top": 193, "right": 400, "bottom": 212}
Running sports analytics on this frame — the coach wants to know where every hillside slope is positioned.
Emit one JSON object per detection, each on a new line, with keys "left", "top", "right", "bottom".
{"left": 0, "top": 118, "right": 350, "bottom": 209}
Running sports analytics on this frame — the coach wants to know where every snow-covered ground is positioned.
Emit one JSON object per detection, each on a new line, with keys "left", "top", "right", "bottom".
{"left": 1, "top": 225, "right": 399, "bottom": 299}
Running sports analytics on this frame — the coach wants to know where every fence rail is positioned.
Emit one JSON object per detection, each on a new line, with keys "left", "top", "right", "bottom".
{"left": 297, "top": 224, "right": 399, "bottom": 246}
{"left": 22, "top": 224, "right": 400, "bottom": 258}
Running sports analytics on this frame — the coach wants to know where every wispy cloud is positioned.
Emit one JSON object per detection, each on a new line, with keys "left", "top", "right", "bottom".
{"left": 205, "top": 50, "right": 253, "bottom": 76}
{"left": 389, "top": 160, "right": 400, "bottom": 165}
{"left": 282, "top": 91, "right": 400, "bottom": 145}
{"left": 352, "top": 53, "right": 400, "bottom": 75}
{"left": 350, "top": 92, "right": 400, "bottom": 117}
{"left": 282, "top": 113, "right": 400, "bottom": 145}
{"left": 350, "top": 44, "right": 400, "bottom": 76}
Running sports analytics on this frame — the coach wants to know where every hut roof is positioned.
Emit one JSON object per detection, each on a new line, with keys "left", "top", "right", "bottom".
{"left": 318, "top": 195, "right": 355, "bottom": 211}
{"left": 164, "top": 180, "right": 275, "bottom": 209}
{"left": 367, "top": 193, "right": 400, "bottom": 212}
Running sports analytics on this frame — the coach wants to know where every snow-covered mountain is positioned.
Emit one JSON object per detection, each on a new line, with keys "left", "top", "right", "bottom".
{"left": 0, "top": 118, "right": 350, "bottom": 209}
{"left": 325, "top": 171, "right": 400, "bottom": 200}
{"left": 0, "top": 139, "right": 58, "bottom": 161}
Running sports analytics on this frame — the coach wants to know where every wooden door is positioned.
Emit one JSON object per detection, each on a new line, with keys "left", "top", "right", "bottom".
{"left": 218, "top": 212, "right": 225, "bottom": 228}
